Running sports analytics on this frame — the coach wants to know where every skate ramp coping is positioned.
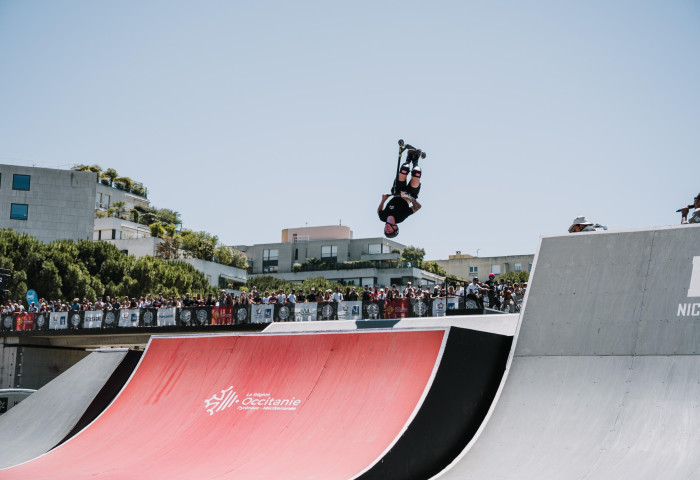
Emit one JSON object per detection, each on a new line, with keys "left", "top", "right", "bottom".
{"left": 263, "top": 314, "right": 519, "bottom": 337}
{"left": 434, "top": 224, "right": 700, "bottom": 479}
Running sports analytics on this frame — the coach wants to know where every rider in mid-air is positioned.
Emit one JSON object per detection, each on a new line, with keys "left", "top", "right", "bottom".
{"left": 377, "top": 142, "right": 424, "bottom": 238}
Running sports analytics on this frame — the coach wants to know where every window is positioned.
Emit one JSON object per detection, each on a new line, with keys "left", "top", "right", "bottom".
{"left": 321, "top": 245, "right": 338, "bottom": 263}
{"left": 12, "top": 174, "right": 30, "bottom": 191}
{"left": 515, "top": 263, "right": 522, "bottom": 272}
{"left": 263, "top": 249, "right": 279, "bottom": 273}
{"left": 528, "top": 263, "right": 533, "bottom": 271}
{"left": 491, "top": 265, "right": 501, "bottom": 275}
{"left": 10, "top": 203, "right": 28, "bottom": 220}
{"left": 469, "top": 266, "right": 478, "bottom": 275}
{"left": 368, "top": 243, "right": 392, "bottom": 255}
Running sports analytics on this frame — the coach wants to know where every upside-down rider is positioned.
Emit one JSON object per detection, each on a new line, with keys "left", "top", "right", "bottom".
{"left": 377, "top": 142, "right": 424, "bottom": 238}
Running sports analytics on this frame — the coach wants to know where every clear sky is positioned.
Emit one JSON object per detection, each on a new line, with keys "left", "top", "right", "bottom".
{"left": 1, "top": 1, "right": 698, "bottom": 260}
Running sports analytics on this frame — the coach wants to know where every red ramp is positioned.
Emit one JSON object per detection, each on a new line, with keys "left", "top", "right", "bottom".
{"left": 1, "top": 328, "right": 510, "bottom": 479}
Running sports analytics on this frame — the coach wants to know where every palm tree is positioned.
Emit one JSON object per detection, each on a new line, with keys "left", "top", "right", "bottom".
{"left": 102, "top": 168, "right": 118, "bottom": 186}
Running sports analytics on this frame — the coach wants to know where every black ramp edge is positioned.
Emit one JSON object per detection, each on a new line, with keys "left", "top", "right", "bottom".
{"left": 358, "top": 326, "right": 512, "bottom": 480}
{"left": 57, "top": 349, "right": 142, "bottom": 446}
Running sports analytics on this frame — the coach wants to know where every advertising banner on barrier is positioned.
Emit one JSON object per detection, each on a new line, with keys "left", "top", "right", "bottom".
{"left": 102, "top": 310, "right": 118, "bottom": 328}
{"left": 432, "top": 298, "right": 447, "bottom": 317}
{"left": 119, "top": 309, "right": 140, "bottom": 328}
{"left": 157, "top": 307, "right": 177, "bottom": 326}
{"left": 177, "top": 307, "right": 200, "bottom": 326}
{"left": 294, "top": 302, "right": 318, "bottom": 322}
{"left": 362, "top": 301, "right": 385, "bottom": 319}
{"left": 33, "top": 312, "right": 49, "bottom": 330}
{"left": 337, "top": 301, "right": 362, "bottom": 320}
{"left": 385, "top": 298, "right": 410, "bottom": 319}
{"left": 140, "top": 308, "right": 157, "bottom": 327}
{"left": 194, "top": 307, "right": 212, "bottom": 326}
{"left": 1, "top": 314, "right": 14, "bottom": 331}
{"left": 211, "top": 306, "right": 231, "bottom": 325}
{"left": 251, "top": 305, "right": 274, "bottom": 324}
{"left": 318, "top": 302, "right": 337, "bottom": 321}
{"left": 409, "top": 298, "right": 433, "bottom": 317}
{"left": 275, "top": 304, "right": 293, "bottom": 322}
{"left": 68, "top": 312, "right": 83, "bottom": 329}
{"left": 16, "top": 312, "right": 34, "bottom": 330}
{"left": 83, "top": 310, "right": 103, "bottom": 329}
{"left": 49, "top": 312, "right": 68, "bottom": 330}
{"left": 233, "top": 305, "right": 249, "bottom": 324}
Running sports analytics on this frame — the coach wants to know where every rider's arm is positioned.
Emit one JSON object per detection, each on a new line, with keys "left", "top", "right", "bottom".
{"left": 411, "top": 199, "right": 422, "bottom": 213}
{"left": 378, "top": 194, "right": 389, "bottom": 213}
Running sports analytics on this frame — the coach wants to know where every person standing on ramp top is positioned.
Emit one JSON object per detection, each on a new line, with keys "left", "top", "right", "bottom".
{"left": 377, "top": 139, "right": 425, "bottom": 238}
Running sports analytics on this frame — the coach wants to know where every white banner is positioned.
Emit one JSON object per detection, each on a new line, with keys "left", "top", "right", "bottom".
{"left": 83, "top": 310, "right": 103, "bottom": 329}
{"left": 251, "top": 305, "right": 274, "bottom": 324}
{"left": 157, "top": 307, "right": 177, "bottom": 326}
{"left": 119, "top": 309, "right": 140, "bottom": 327}
{"left": 49, "top": 312, "right": 68, "bottom": 330}
{"left": 432, "top": 299, "right": 447, "bottom": 317}
{"left": 337, "top": 301, "right": 362, "bottom": 321}
{"left": 294, "top": 302, "right": 318, "bottom": 322}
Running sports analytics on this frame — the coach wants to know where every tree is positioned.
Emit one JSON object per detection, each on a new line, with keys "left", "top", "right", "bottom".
{"left": 149, "top": 223, "right": 166, "bottom": 238}
{"left": 101, "top": 168, "right": 118, "bottom": 186}
{"left": 498, "top": 271, "right": 530, "bottom": 284}
{"left": 112, "top": 201, "right": 126, "bottom": 218}
{"left": 114, "top": 176, "right": 134, "bottom": 192}
{"left": 400, "top": 246, "right": 426, "bottom": 266}
{"left": 421, "top": 260, "right": 446, "bottom": 276}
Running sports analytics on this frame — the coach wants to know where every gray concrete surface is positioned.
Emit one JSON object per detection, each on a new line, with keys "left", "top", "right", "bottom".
{"left": 0, "top": 349, "right": 131, "bottom": 469}
{"left": 434, "top": 225, "right": 700, "bottom": 480}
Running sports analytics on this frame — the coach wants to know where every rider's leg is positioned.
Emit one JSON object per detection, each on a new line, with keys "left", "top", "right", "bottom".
{"left": 409, "top": 165, "right": 421, "bottom": 189}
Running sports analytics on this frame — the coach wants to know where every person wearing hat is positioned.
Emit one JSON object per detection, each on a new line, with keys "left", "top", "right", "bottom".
{"left": 680, "top": 193, "right": 700, "bottom": 224}
{"left": 466, "top": 277, "right": 485, "bottom": 309}
{"left": 568, "top": 215, "right": 607, "bottom": 233}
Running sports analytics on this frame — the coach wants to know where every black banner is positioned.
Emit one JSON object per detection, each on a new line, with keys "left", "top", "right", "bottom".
{"left": 233, "top": 305, "right": 250, "bottom": 325}
{"left": 409, "top": 298, "right": 433, "bottom": 317}
{"left": 362, "top": 301, "right": 385, "bottom": 320}
{"left": 1, "top": 314, "right": 14, "bottom": 332}
{"left": 275, "top": 304, "right": 294, "bottom": 322}
{"left": 317, "top": 302, "right": 337, "bottom": 321}
{"left": 33, "top": 312, "right": 49, "bottom": 331}
{"left": 140, "top": 308, "right": 158, "bottom": 328}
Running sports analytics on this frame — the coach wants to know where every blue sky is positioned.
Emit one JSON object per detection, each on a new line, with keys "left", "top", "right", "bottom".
{"left": 1, "top": 1, "right": 698, "bottom": 259}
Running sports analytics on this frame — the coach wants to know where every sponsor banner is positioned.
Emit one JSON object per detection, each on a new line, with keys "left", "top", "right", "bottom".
{"left": 211, "top": 306, "right": 225, "bottom": 325}
{"left": 294, "top": 302, "right": 318, "bottom": 322}
{"left": 385, "top": 298, "right": 410, "bottom": 319}
{"left": 33, "top": 312, "right": 49, "bottom": 331}
{"left": 1, "top": 314, "right": 14, "bottom": 331}
{"left": 275, "top": 304, "right": 293, "bottom": 322}
{"left": 68, "top": 312, "right": 83, "bottom": 329}
{"left": 432, "top": 298, "right": 448, "bottom": 317}
{"left": 233, "top": 305, "right": 249, "bottom": 325}
{"left": 49, "top": 312, "right": 68, "bottom": 330}
{"left": 447, "top": 297, "right": 460, "bottom": 311}
{"left": 102, "top": 310, "right": 119, "bottom": 328}
{"left": 410, "top": 298, "right": 432, "bottom": 318}
{"left": 177, "top": 307, "right": 197, "bottom": 327}
{"left": 16, "top": 312, "right": 34, "bottom": 331}
{"left": 318, "top": 302, "right": 337, "bottom": 321}
{"left": 220, "top": 306, "right": 233, "bottom": 325}
{"left": 194, "top": 307, "right": 212, "bottom": 326}
{"left": 83, "top": 310, "right": 104, "bottom": 329}
{"left": 251, "top": 305, "right": 274, "bottom": 324}
{"left": 140, "top": 308, "right": 158, "bottom": 327}
{"left": 337, "top": 301, "right": 362, "bottom": 321}
{"left": 362, "top": 301, "right": 385, "bottom": 320}
{"left": 157, "top": 307, "right": 177, "bottom": 326}
{"left": 119, "top": 309, "right": 140, "bottom": 328}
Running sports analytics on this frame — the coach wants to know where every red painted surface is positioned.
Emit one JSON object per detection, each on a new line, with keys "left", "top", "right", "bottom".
{"left": 1, "top": 330, "right": 445, "bottom": 479}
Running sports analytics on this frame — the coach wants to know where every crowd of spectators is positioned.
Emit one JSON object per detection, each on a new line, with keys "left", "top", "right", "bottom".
{"left": 1, "top": 277, "right": 526, "bottom": 315}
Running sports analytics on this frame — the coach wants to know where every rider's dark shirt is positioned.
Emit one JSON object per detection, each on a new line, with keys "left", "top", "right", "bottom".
{"left": 378, "top": 197, "right": 414, "bottom": 224}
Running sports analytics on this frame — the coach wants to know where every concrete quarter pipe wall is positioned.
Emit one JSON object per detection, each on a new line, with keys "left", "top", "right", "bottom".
{"left": 0, "top": 328, "right": 511, "bottom": 479}
{"left": 434, "top": 225, "right": 700, "bottom": 480}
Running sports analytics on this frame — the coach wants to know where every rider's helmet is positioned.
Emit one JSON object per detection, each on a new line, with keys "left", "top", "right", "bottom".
{"left": 384, "top": 222, "right": 399, "bottom": 238}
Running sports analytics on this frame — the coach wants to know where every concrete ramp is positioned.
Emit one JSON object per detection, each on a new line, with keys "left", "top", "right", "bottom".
{"left": 0, "top": 328, "right": 510, "bottom": 479}
{"left": 434, "top": 225, "right": 700, "bottom": 479}
{"left": 0, "top": 348, "right": 140, "bottom": 469}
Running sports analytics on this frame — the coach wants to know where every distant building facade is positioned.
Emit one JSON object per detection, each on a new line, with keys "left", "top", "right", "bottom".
{"left": 0, "top": 164, "right": 96, "bottom": 243}
{"left": 234, "top": 226, "right": 444, "bottom": 288}
{"left": 435, "top": 252, "right": 535, "bottom": 280}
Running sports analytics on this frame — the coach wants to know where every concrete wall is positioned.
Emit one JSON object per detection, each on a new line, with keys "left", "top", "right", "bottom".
{"left": 0, "top": 165, "right": 96, "bottom": 243}
{"left": 181, "top": 258, "right": 247, "bottom": 287}
{"left": 0, "top": 342, "right": 89, "bottom": 389}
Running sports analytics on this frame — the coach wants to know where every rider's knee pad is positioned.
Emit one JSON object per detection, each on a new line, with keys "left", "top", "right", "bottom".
{"left": 411, "top": 165, "right": 422, "bottom": 178}
{"left": 400, "top": 163, "right": 411, "bottom": 176}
